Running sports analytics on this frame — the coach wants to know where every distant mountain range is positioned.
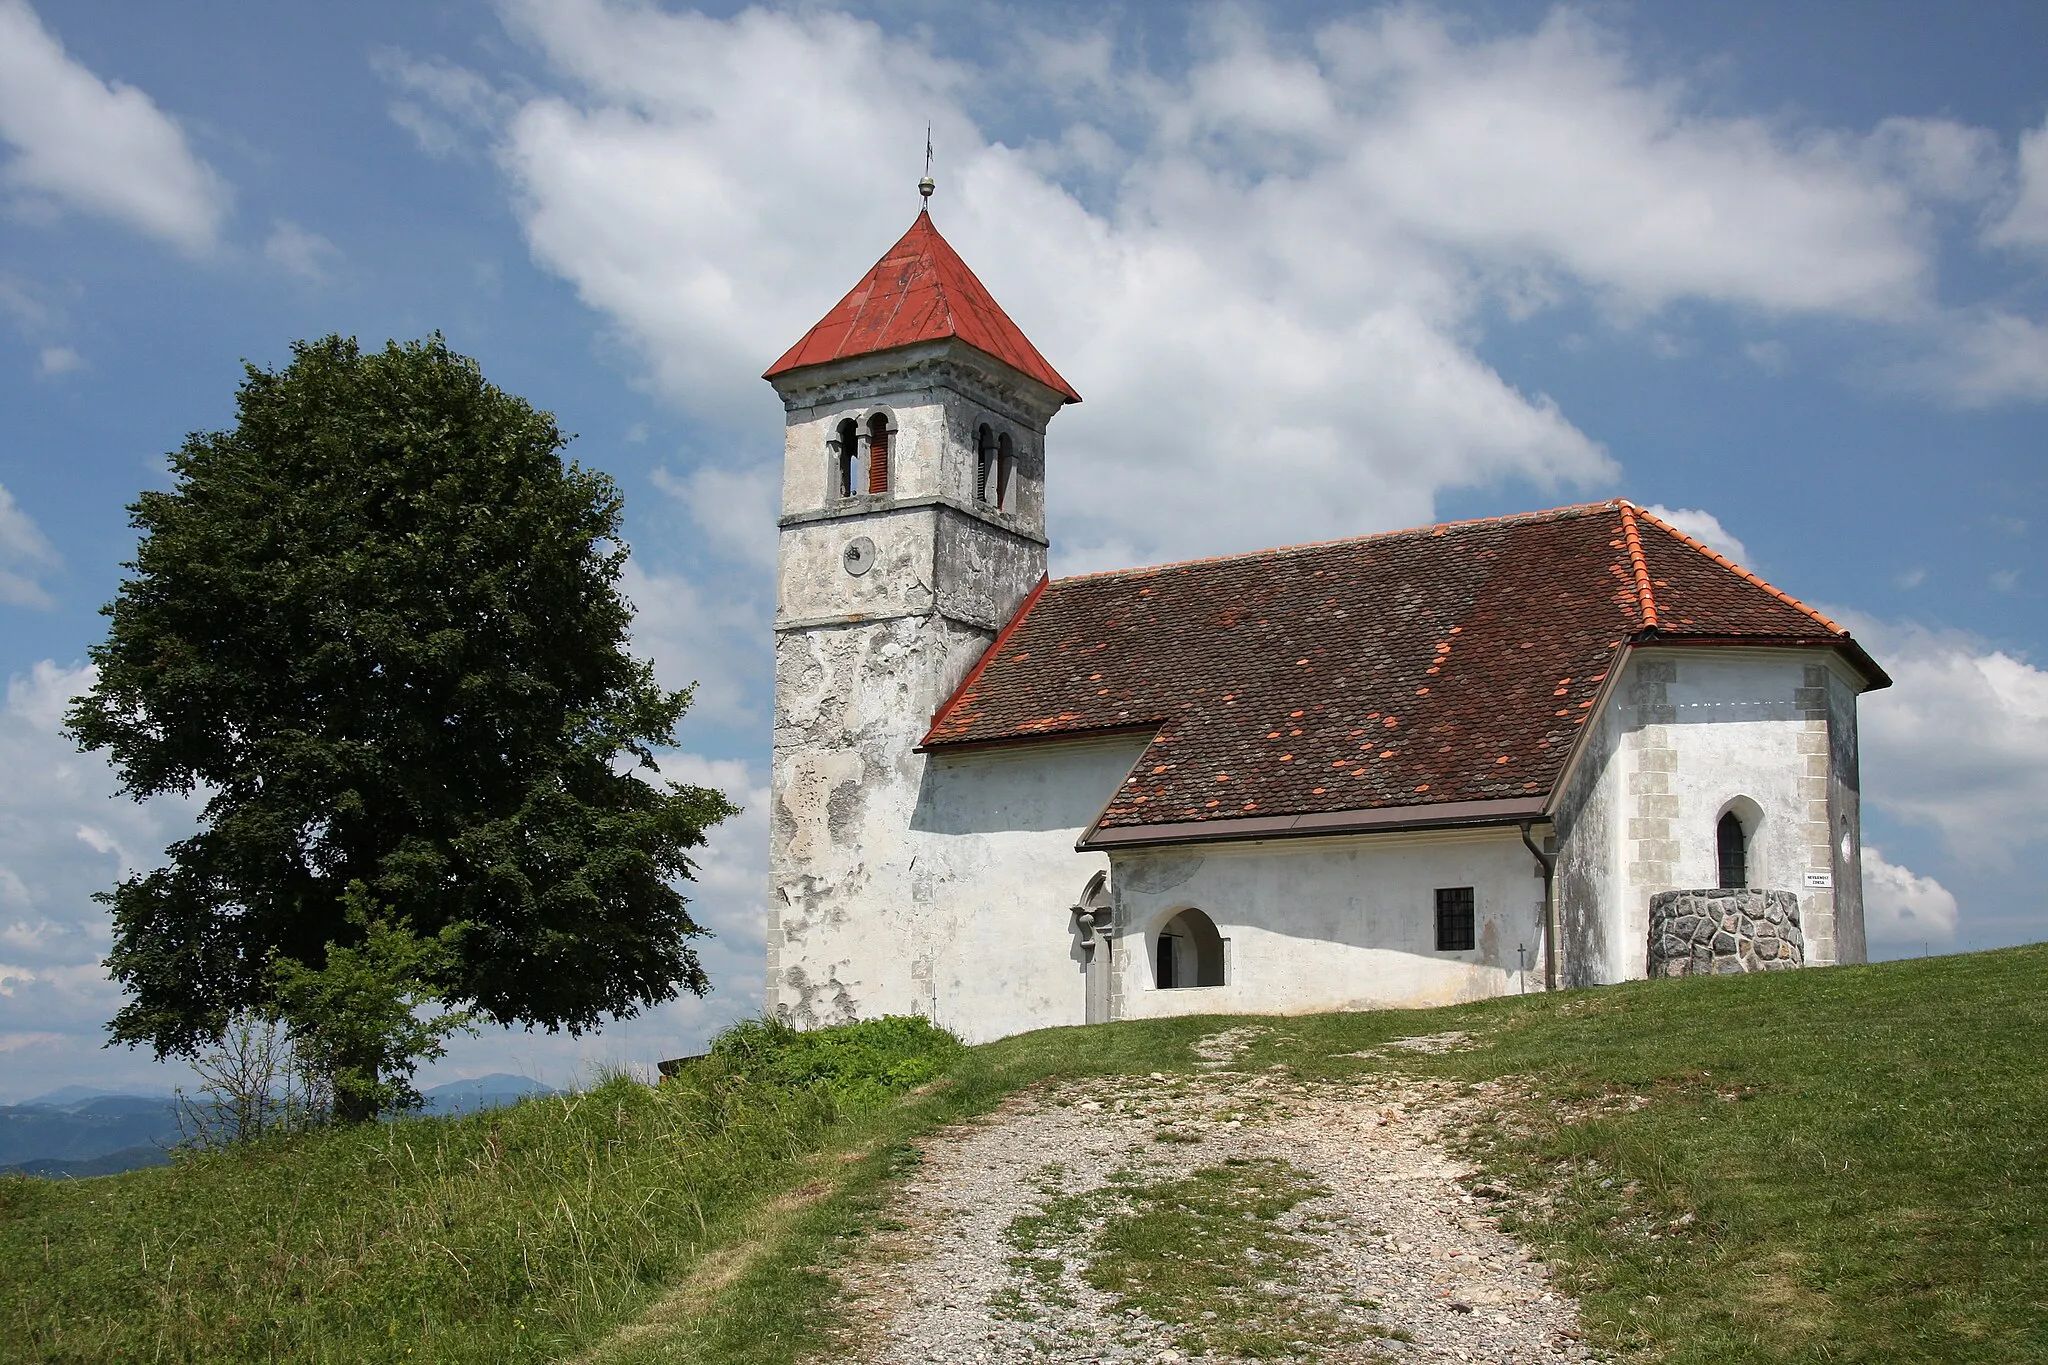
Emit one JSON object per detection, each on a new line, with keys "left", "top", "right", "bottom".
{"left": 1, "top": 1074, "right": 557, "bottom": 1178}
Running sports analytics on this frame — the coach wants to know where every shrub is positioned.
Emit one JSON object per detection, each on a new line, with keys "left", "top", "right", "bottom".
{"left": 708, "top": 1015, "right": 963, "bottom": 1110}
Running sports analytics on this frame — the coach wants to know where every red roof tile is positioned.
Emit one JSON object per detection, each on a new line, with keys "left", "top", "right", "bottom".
{"left": 922, "top": 501, "right": 1885, "bottom": 836}
{"left": 764, "top": 211, "right": 1081, "bottom": 403}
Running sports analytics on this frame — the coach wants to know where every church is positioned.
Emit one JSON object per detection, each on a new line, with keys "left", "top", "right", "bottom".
{"left": 761, "top": 201, "right": 1889, "bottom": 1045}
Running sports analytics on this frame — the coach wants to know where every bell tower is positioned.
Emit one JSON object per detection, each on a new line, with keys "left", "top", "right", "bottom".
{"left": 762, "top": 200, "right": 1080, "bottom": 1027}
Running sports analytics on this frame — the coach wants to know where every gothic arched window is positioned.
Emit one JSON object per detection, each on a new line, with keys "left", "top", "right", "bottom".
{"left": 975, "top": 423, "right": 995, "bottom": 504}
{"left": 834, "top": 417, "right": 858, "bottom": 498}
{"left": 1717, "top": 811, "right": 1749, "bottom": 889}
{"left": 866, "top": 413, "right": 891, "bottom": 495}
{"left": 995, "top": 432, "right": 1015, "bottom": 511}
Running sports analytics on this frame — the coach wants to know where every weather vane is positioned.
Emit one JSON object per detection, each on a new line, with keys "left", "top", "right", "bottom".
{"left": 919, "top": 122, "right": 935, "bottom": 206}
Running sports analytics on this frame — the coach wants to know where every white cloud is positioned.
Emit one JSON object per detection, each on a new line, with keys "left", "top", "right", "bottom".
{"left": 0, "top": 0, "right": 230, "bottom": 251}
{"left": 1642, "top": 505, "right": 1750, "bottom": 566}
{"left": 470, "top": 2, "right": 2019, "bottom": 567}
{"left": 1899, "top": 309, "right": 2048, "bottom": 407}
{"left": 1986, "top": 112, "right": 2048, "bottom": 250}
{"left": 262, "top": 219, "right": 341, "bottom": 283}
{"left": 652, "top": 463, "right": 779, "bottom": 572}
{"left": 1860, "top": 845, "right": 1959, "bottom": 945}
{"left": 0, "top": 660, "right": 207, "bottom": 1098}
{"left": 1846, "top": 616, "right": 2048, "bottom": 864}
{"left": 619, "top": 558, "right": 768, "bottom": 730}
{"left": 35, "top": 343, "right": 81, "bottom": 376}
{"left": 371, "top": 48, "right": 514, "bottom": 158}
{"left": 1864, "top": 116, "right": 2002, "bottom": 204}
{"left": 0, "top": 482, "right": 58, "bottom": 608}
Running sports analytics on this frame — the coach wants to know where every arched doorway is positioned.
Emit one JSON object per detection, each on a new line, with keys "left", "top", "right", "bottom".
{"left": 1155, "top": 908, "right": 1226, "bottom": 988}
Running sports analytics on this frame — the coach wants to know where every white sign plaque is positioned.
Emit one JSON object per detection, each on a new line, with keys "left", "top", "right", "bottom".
{"left": 1803, "top": 870, "right": 1834, "bottom": 889}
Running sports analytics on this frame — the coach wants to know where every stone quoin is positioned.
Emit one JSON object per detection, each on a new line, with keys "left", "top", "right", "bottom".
{"left": 763, "top": 200, "right": 1890, "bottom": 1043}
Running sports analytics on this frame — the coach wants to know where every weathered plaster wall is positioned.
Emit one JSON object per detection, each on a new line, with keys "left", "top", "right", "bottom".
{"left": 769, "top": 706, "right": 1145, "bottom": 1042}
{"left": 767, "top": 344, "right": 1080, "bottom": 1042}
{"left": 1106, "top": 830, "right": 1546, "bottom": 1021}
{"left": 1606, "top": 648, "right": 1849, "bottom": 980}
{"left": 909, "top": 737, "right": 1154, "bottom": 1041}
{"left": 1825, "top": 666, "right": 1869, "bottom": 964}
{"left": 1553, "top": 683, "right": 1625, "bottom": 989}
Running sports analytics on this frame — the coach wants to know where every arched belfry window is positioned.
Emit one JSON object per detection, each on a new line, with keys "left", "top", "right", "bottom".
{"left": 1717, "top": 812, "right": 1749, "bottom": 889}
{"left": 1154, "top": 908, "right": 1226, "bottom": 989}
{"left": 866, "top": 413, "right": 891, "bottom": 495}
{"left": 995, "top": 432, "right": 1015, "bottom": 511}
{"left": 975, "top": 424, "right": 996, "bottom": 505}
{"left": 833, "top": 417, "right": 858, "bottom": 498}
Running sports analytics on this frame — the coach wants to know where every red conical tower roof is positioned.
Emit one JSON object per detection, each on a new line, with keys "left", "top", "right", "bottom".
{"left": 765, "top": 211, "right": 1081, "bottom": 403}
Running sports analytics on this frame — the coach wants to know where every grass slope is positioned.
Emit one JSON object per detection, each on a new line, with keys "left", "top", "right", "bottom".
{"left": 4, "top": 948, "right": 2044, "bottom": 1363}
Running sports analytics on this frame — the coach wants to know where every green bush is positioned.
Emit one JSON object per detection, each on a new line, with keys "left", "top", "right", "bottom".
{"left": 709, "top": 1015, "right": 962, "bottom": 1110}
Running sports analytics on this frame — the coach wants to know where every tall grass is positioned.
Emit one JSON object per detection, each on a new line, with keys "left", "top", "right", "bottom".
{"left": 0, "top": 1018, "right": 955, "bottom": 1364}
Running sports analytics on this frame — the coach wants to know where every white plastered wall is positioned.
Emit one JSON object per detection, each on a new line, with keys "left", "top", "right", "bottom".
{"left": 1106, "top": 829, "right": 1547, "bottom": 1021}
{"left": 771, "top": 731, "right": 1147, "bottom": 1044}
{"left": 1561, "top": 647, "right": 1857, "bottom": 984}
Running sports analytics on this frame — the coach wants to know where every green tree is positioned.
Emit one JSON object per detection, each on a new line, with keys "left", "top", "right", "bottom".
{"left": 69, "top": 334, "right": 737, "bottom": 1079}
{"left": 270, "top": 884, "right": 478, "bottom": 1122}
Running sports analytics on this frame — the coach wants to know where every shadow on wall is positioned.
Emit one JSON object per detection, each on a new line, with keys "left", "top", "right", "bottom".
{"left": 1155, "top": 906, "right": 1227, "bottom": 988}
{"left": 909, "top": 741, "right": 1152, "bottom": 836}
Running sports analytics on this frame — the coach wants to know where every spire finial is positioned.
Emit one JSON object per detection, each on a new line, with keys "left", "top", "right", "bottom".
{"left": 918, "top": 122, "right": 935, "bottom": 207}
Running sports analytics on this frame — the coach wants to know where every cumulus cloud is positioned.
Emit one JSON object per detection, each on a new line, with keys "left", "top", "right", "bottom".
{"left": 619, "top": 558, "right": 769, "bottom": 731}
{"left": 1641, "top": 505, "right": 1750, "bottom": 566}
{"left": 263, "top": 219, "right": 341, "bottom": 283}
{"left": 1896, "top": 309, "right": 2048, "bottom": 406}
{"left": 652, "top": 463, "right": 779, "bottom": 572}
{"left": 35, "top": 344, "right": 82, "bottom": 376}
{"left": 1847, "top": 616, "right": 2048, "bottom": 864}
{"left": 0, "top": 0, "right": 229, "bottom": 251}
{"left": 0, "top": 661, "right": 205, "bottom": 1099}
{"left": 1986, "top": 112, "right": 2048, "bottom": 250}
{"left": 371, "top": 48, "right": 515, "bottom": 158}
{"left": 0, "top": 483, "right": 58, "bottom": 608}
{"left": 1860, "top": 845, "right": 1959, "bottom": 945}
{"left": 459, "top": 2, "right": 2048, "bottom": 565}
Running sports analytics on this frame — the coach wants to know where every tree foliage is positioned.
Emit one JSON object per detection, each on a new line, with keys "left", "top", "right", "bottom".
{"left": 69, "top": 334, "right": 737, "bottom": 1059}
{"left": 270, "top": 884, "right": 477, "bottom": 1122}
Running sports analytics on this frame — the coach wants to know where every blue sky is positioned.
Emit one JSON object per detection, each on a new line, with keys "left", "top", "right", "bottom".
{"left": 1, "top": 0, "right": 2043, "bottom": 1100}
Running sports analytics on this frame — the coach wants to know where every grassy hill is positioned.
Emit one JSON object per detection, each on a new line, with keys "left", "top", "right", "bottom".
{"left": 4, "top": 946, "right": 2045, "bottom": 1364}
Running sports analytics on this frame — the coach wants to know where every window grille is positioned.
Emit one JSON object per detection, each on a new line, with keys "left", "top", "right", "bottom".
{"left": 1435, "top": 886, "right": 1476, "bottom": 952}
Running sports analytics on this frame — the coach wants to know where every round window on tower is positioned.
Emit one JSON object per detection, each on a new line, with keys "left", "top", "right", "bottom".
{"left": 842, "top": 536, "right": 876, "bottom": 577}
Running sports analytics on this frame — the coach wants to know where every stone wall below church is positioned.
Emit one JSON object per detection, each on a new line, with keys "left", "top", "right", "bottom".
{"left": 1648, "top": 889, "right": 1804, "bottom": 976}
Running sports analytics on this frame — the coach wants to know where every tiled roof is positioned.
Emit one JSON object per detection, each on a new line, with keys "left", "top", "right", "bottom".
{"left": 922, "top": 501, "right": 1884, "bottom": 838}
{"left": 764, "top": 211, "right": 1082, "bottom": 403}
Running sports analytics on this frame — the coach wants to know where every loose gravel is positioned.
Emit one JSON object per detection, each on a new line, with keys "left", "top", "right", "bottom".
{"left": 828, "top": 1031, "right": 1595, "bottom": 1364}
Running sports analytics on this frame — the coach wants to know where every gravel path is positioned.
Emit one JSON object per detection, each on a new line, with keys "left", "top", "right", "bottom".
{"left": 829, "top": 1032, "right": 1593, "bottom": 1365}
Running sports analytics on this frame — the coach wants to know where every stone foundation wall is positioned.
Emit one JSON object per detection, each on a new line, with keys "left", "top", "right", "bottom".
{"left": 1648, "top": 889, "right": 1803, "bottom": 976}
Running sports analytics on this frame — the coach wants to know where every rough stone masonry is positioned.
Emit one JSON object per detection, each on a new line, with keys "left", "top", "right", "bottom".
{"left": 1648, "top": 889, "right": 1804, "bottom": 977}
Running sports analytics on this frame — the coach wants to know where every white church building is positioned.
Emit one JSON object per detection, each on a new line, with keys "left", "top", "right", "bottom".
{"left": 761, "top": 206, "right": 1889, "bottom": 1044}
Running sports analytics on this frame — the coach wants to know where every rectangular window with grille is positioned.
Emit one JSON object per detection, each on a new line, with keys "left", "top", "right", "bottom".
{"left": 1435, "top": 886, "right": 1476, "bottom": 952}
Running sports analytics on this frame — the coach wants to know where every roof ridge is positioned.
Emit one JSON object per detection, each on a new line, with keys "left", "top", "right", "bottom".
{"left": 1054, "top": 500, "right": 1627, "bottom": 585}
{"left": 1624, "top": 502, "right": 1845, "bottom": 635}
{"left": 1617, "top": 502, "right": 1660, "bottom": 628}
{"left": 921, "top": 574, "right": 1051, "bottom": 743}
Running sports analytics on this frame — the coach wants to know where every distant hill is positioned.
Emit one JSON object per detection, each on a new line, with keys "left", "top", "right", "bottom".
{"left": 0, "top": 1095, "right": 182, "bottom": 1172}
{"left": 418, "top": 1073, "right": 557, "bottom": 1115}
{"left": 1, "top": 1074, "right": 552, "bottom": 1177}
